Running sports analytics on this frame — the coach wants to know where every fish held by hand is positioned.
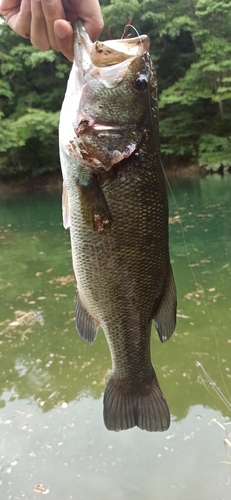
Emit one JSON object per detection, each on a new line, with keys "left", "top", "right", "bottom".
{"left": 59, "top": 20, "right": 177, "bottom": 432}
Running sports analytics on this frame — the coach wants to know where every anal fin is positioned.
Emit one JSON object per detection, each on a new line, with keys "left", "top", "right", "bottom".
{"left": 76, "top": 294, "right": 98, "bottom": 344}
{"left": 153, "top": 265, "right": 177, "bottom": 342}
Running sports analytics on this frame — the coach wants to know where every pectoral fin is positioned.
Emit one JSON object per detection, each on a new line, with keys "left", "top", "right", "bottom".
{"left": 153, "top": 265, "right": 177, "bottom": 342}
{"left": 76, "top": 293, "right": 98, "bottom": 344}
{"left": 62, "top": 182, "right": 70, "bottom": 229}
{"left": 78, "top": 174, "right": 113, "bottom": 234}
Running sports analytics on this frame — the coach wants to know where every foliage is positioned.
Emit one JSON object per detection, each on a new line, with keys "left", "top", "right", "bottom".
{"left": 0, "top": 20, "right": 71, "bottom": 177}
{"left": 0, "top": 109, "right": 60, "bottom": 176}
{"left": 198, "top": 134, "right": 231, "bottom": 170}
{"left": 102, "top": 0, "right": 231, "bottom": 169}
{"left": 1, "top": 0, "right": 231, "bottom": 178}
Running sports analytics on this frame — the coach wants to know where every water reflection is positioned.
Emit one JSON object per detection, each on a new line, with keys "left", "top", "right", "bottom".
{"left": 0, "top": 175, "right": 231, "bottom": 499}
{"left": 0, "top": 178, "right": 231, "bottom": 417}
{"left": 0, "top": 397, "right": 230, "bottom": 499}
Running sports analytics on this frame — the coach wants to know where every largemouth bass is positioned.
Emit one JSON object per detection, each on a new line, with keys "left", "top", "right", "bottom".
{"left": 59, "top": 20, "right": 177, "bottom": 432}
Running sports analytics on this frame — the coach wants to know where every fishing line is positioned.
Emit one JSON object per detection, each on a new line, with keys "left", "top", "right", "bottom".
{"left": 143, "top": 34, "right": 230, "bottom": 408}
{"left": 195, "top": 361, "right": 231, "bottom": 412}
{"left": 166, "top": 172, "right": 231, "bottom": 403}
{"left": 163, "top": 169, "right": 231, "bottom": 405}
{"left": 121, "top": 24, "right": 140, "bottom": 39}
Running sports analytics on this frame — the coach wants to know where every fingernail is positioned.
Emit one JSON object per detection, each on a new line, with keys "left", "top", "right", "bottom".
{"left": 55, "top": 24, "right": 67, "bottom": 40}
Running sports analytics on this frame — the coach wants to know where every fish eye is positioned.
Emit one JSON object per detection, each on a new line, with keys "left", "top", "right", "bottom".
{"left": 132, "top": 74, "right": 148, "bottom": 93}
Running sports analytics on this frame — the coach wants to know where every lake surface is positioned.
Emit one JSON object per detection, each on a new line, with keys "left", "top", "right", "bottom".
{"left": 0, "top": 175, "right": 230, "bottom": 499}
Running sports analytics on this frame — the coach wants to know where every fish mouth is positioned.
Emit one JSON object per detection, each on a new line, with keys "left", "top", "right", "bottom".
{"left": 73, "top": 20, "right": 150, "bottom": 89}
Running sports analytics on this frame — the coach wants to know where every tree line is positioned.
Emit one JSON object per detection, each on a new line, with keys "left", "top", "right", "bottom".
{"left": 0, "top": 0, "right": 231, "bottom": 179}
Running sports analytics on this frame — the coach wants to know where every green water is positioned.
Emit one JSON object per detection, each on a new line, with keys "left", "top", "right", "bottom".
{"left": 0, "top": 175, "right": 230, "bottom": 499}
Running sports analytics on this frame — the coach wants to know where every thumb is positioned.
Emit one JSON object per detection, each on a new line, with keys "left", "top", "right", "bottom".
{"left": 54, "top": 20, "right": 74, "bottom": 61}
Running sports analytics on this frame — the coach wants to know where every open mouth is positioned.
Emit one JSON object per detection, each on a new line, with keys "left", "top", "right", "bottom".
{"left": 73, "top": 21, "right": 150, "bottom": 89}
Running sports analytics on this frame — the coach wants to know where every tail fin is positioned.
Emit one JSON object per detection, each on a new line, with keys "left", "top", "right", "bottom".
{"left": 103, "top": 374, "right": 170, "bottom": 432}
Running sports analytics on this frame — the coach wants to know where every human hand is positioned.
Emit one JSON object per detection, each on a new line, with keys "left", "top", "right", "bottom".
{"left": 0, "top": 0, "right": 104, "bottom": 61}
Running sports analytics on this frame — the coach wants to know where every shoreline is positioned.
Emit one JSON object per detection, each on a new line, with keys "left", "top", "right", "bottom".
{"left": 0, "top": 164, "right": 215, "bottom": 199}
{"left": 0, "top": 171, "right": 63, "bottom": 199}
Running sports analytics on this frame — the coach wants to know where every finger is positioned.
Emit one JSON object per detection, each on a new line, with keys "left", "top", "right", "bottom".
{"left": 1, "top": 0, "right": 31, "bottom": 38}
{"left": 0, "top": 0, "right": 17, "bottom": 16}
{"left": 41, "top": 0, "right": 66, "bottom": 51}
{"left": 54, "top": 19, "right": 74, "bottom": 61}
{"left": 0, "top": 0, "right": 21, "bottom": 16}
{"left": 84, "top": 14, "right": 104, "bottom": 43}
{"left": 31, "top": 0, "right": 50, "bottom": 51}
{"left": 66, "top": 0, "right": 104, "bottom": 42}
{"left": 60, "top": 0, "right": 104, "bottom": 42}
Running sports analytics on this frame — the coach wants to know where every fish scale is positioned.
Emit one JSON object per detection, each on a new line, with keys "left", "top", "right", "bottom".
{"left": 59, "top": 20, "right": 177, "bottom": 431}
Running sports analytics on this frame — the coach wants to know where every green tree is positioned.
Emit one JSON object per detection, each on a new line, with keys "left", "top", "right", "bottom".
{"left": 158, "top": 0, "right": 231, "bottom": 168}
{"left": 102, "top": 0, "right": 231, "bottom": 169}
{"left": 1, "top": 1, "right": 231, "bottom": 178}
{"left": 0, "top": 20, "right": 71, "bottom": 177}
